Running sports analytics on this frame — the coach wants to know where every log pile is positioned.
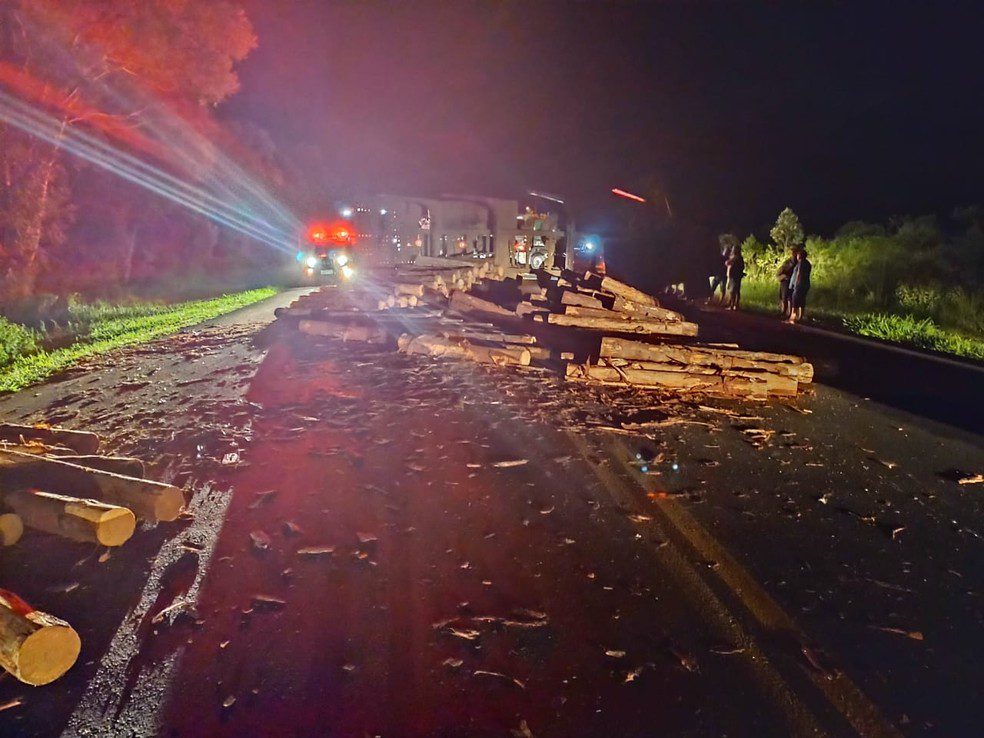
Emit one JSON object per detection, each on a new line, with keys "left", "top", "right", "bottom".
{"left": 0, "top": 426, "right": 185, "bottom": 685}
{"left": 275, "top": 261, "right": 813, "bottom": 399}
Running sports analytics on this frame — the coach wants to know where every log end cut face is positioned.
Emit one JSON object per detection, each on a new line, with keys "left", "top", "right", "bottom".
{"left": 18, "top": 620, "right": 81, "bottom": 686}
{"left": 0, "top": 513, "right": 23, "bottom": 546}
{"left": 151, "top": 487, "right": 186, "bottom": 523}
{"left": 68, "top": 502, "right": 136, "bottom": 547}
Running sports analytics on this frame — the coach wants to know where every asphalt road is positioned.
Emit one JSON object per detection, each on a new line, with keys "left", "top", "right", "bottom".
{"left": 0, "top": 288, "right": 981, "bottom": 737}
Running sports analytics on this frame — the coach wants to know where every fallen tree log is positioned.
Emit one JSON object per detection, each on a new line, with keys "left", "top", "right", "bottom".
{"left": 533, "top": 312, "right": 698, "bottom": 336}
{"left": 565, "top": 363, "right": 797, "bottom": 396}
{"left": 398, "top": 334, "right": 531, "bottom": 366}
{"left": 297, "top": 319, "right": 391, "bottom": 344}
{"left": 1, "top": 489, "right": 136, "bottom": 546}
{"left": 0, "top": 449, "right": 184, "bottom": 522}
{"left": 600, "top": 337, "right": 813, "bottom": 382}
{"left": 0, "top": 589, "right": 81, "bottom": 685}
{"left": 0, "top": 513, "right": 23, "bottom": 546}
{"left": 0, "top": 425, "right": 99, "bottom": 455}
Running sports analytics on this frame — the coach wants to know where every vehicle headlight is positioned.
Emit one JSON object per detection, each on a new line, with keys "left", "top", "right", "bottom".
{"left": 335, "top": 253, "right": 349, "bottom": 267}
{"left": 305, "top": 256, "right": 318, "bottom": 268}
{"left": 341, "top": 265, "right": 355, "bottom": 280}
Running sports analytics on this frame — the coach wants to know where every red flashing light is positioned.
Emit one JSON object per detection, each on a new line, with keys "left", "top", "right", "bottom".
{"left": 612, "top": 188, "right": 647, "bottom": 203}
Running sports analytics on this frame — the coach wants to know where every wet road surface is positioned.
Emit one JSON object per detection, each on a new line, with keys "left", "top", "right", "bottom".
{"left": 0, "top": 289, "right": 981, "bottom": 737}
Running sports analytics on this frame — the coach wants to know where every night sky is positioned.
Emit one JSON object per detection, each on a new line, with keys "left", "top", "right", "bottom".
{"left": 229, "top": 0, "right": 984, "bottom": 237}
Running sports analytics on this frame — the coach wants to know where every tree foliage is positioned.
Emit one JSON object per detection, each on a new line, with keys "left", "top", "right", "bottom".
{"left": 0, "top": 0, "right": 259, "bottom": 303}
{"left": 769, "top": 207, "right": 805, "bottom": 251}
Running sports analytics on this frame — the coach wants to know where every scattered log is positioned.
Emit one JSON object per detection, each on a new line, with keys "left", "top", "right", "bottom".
{"left": 583, "top": 273, "right": 658, "bottom": 307}
{"left": 609, "top": 298, "right": 685, "bottom": 322}
{"left": 394, "top": 283, "right": 425, "bottom": 297}
{"left": 515, "top": 302, "right": 549, "bottom": 320}
{"left": 449, "top": 291, "right": 516, "bottom": 320}
{"left": 441, "top": 331, "right": 536, "bottom": 345}
{"left": 2, "top": 489, "right": 136, "bottom": 546}
{"left": 298, "top": 320, "right": 390, "bottom": 344}
{"left": 0, "top": 449, "right": 184, "bottom": 522}
{"left": 0, "top": 589, "right": 81, "bottom": 686}
{"left": 565, "top": 363, "right": 797, "bottom": 396}
{"left": 600, "top": 337, "right": 813, "bottom": 382}
{"left": 53, "top": 455, "right": 145, "bottom": 478}
{"left": 0, "top": 513, "right": 23, "bottom": 546}
{"left": 562, "top": 305, "right": 685, "bottom": 324}
{"left": 557, "top": 290, "right": 607, "bottom": 310}
{"left": 533, "top": 312, "right": 698, "bottom": 337}
{"left": 399, "top": 334, "right": 531, "bottom": 366}
{"left": 0, "top": 425, "right": 99, "bottom": 455}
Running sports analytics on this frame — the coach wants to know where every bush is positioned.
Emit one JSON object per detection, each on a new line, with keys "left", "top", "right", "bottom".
{"left": 0, "top": 317, "right": 40, "bottom": 369}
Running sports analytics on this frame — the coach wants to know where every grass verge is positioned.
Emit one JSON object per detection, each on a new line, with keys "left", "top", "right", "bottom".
{"left": 739, "top": 280, "right": 984, "bottom": 362}
{"left": 0, "top": 287, "right": 280, "bottom": 393}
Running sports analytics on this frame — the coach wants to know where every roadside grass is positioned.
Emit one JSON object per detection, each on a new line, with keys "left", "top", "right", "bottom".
{"left": 0, "top": 287, "right": 280, "bottom": 393}
{"left": 740, "top": 279, "right": 984, "bottom": 361}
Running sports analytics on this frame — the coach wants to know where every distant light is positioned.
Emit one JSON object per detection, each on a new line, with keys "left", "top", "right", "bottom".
{"left": 612, "top": 188, "right": 646, "bottom": 203}
{"left": 340, "top": 207, "right": 353, "bottom": 218}
{"left": 305, "top": 255, "right": 318, "bottom": 268}
{"left": 341, "top": 264, "right": 355, "bottom": 280}
{"left": 585, "top": 242, "right": 596, "bottom": 252}
{"left": 380, "top": 209, "right": 387, "bottom": 215}
{"left": 335, "top": 253, "right": 349, "bottom": 267}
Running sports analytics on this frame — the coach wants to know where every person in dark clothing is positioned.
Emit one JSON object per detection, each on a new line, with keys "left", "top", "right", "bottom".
{"left": 786, "top": 248, "right": 812, "bottom": 324}
{"left": 726, "top": 244, "right": 745, "bottom": 310}
{"left": 776, "top": 248, "right": 797, "bottom": 318}
{"left": 708, "top": 241, "right": 731, "bottom": 303}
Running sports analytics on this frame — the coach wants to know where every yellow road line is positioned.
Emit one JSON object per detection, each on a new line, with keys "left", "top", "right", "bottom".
{"left": 567, "top": 431, "right": 903, "bottom": 738}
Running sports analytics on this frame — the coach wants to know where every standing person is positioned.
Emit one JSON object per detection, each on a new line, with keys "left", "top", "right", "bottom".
{"left": 786, "top": 248, "right": 812, "bottom": 324}
{"left": 776, "top": 247, "right": 797, "bottom": 318}
{"left": 726, "top": 243, "right": 745, "bottom": 310}
{"left": 708, "top": 239, "right": 731, "bottom": 304}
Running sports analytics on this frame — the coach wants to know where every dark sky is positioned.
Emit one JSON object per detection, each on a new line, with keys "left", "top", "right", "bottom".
{"left": 228, "top": 0, "right": 984, "bottom": 236}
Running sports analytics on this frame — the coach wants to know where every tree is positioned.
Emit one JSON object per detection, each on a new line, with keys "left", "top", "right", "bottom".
{"left": 770, "top": 207, "right": 805, "bottom": 252}
{"left": 0, "top": 0, "right": 257, "bottom": 296}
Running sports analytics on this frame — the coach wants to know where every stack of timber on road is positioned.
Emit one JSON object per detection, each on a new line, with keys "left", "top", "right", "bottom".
{"left": 274, "top": 259, "right": 813, "bottom": 398}
{"left": 0, "top": 425, "right": 182, "bottom": 685}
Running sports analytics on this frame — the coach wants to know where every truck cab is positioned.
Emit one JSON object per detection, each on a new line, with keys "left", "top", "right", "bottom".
{"left": 298, "top": 221, "right": 357, "bottom": 283}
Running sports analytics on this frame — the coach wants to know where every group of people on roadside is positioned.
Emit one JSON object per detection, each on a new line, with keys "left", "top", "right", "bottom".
{"left": 708, "top": 240, "right": 812, "bottom": 323}
{"left": 777, "top": 246, "right": 811, "bottom": 323}
{"left": 709, "top": 240, "right": 745, "bottom": 310}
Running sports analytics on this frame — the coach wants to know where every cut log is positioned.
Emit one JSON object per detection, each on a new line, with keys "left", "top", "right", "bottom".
{"left": 298, "top": 320, "right": 390, "bottom": 344}
{"left": 441, "top": 331, "right": 537, "bottom": 345}
{"left": 0, "top": 425, "right": 99, "bottom": 455}
{"left": 600, "top": 337, "right": 813, "bottom": 382}
{"left": 2, "top": 488, "right": 136, "bottom": 546}
{"left": 533, "top": 312, "right": 698, "bottom": 337}
{"left": 393, "top": 283, "right": 425, "bottom": 297}
{"left": 399, "top": 334, "right": 531, "bottom": 366}
{"left": 0, "top": 513, "right": 23, "bottom": 546}
{"left": 0, "top": 589, "right": 81, "bottom": 686}
{"left": 563, "top": 305, "right": 686, "bottom": 324}
{"left": 54, "top": 455, "right": 145, "bottom": 478}
{"left": 584, "top": 273, "right": 658, "bottom": 307}
{"left": 557, "top": 290, "right": 607, "bottom": 310}
{"left": 448, "top": 291, "right": 515, "bottom": 319}
{"left": 565, "top": 363, "right": 797, "bottom": 396}
{"left": 0, "top": 449, "right": 184, "bottom": 522}
{"left": 515, "top": 302, "right": 549, "bottom": 319}
{"left": 609, "top": 298, "right": 686, "bottom": 322}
